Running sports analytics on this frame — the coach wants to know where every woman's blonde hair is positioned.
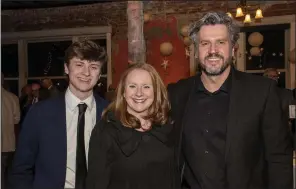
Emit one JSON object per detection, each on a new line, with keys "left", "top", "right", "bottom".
{"left": 102, "top": 63, "right": 170, "bottom": 129}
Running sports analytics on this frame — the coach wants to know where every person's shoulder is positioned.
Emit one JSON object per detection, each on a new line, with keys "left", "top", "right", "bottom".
{"left": 97, "top": 114, "right": 117, "bottom": 131}
{"left": 235, "top": 69, "right": 273, "bottom": 86}
{"left": 94, "top": 94, "right": 109, "bottom": 108}
{"left": 9, "top": 91, "right": 19, "bottom": 102}
{"left": 2, "top": 89, "right": 19, "bottom": 103}
{"left": 96, "top": 112, "right": 123, "bottom": 135}
{"left": 92, "top": 117, "right": 118, "bottom": 144}
{"left": 2, "top": 88, "right": 17, "bottom": 98}
{"left": 278, "top": 87, "right": 293, "bottom": 100}
{"left": 168, "top": 76, "right": 196, "bottom": 87}
{"left": 30, "top": 95, "right": 64, "bottom": 113}
{"left": 167, "top": 76, "right": 196, "bottom": 92}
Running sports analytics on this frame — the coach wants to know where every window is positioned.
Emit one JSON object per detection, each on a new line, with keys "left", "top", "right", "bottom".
{"left": 244, "top": 27, "right": 286, "bottom": 71}
{"left": 27, "top": 79, "right": 68, "bottom": 92}
{"left": 27, "top": 40, "right": 72, "bottom": 77}
{"left": 2, "top": 26, "right": 112, "bottom": 97}
{"left": 236, "top": 20, "right": 294, "bottom": 89}
{"left": 1, "top": 44, "right": 18, "bottom": 77}
{"left": 1, "top": 43, "right": 19, "bottom": 95}
{"left": 93, "top": 39, "right": 107, "bottom": 76}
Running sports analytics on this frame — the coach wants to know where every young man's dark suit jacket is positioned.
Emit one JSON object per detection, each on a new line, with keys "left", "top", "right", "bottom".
{"left": 39, "top": 85, "right": 60, "bottom": 101}
{"left": 8, "top": 93, "right": 108, "bottom": 189}
{"left": 167, "top": 68, "right": 293, "bottom": 189}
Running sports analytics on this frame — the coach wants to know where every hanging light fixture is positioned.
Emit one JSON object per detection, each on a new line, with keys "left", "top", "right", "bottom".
{"left": 244, "top": 13, "right": 252, "bottom": 23}
{"left": 231, "top": 0, "right": 263, "bottom": 24}
{"left": 255, "top": 8, "right": 263, "bottom": 19}
{"left": 225, "top": 0, "right": 232, "bottom": 18}
{"left": 236, "top": 7, "right": 244, "bottom": 17}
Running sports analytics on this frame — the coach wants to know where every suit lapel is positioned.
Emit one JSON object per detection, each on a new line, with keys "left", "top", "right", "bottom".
{"left": 225, "top": 69, "right": 245, "bottom": 161}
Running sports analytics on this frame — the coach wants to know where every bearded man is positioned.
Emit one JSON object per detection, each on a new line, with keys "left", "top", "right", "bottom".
{"left": 168, "top": 12, "right": 293, "bottom": 189}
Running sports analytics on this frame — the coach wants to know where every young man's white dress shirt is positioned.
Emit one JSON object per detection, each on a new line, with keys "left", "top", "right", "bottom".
{"left": 64, "top": 88, "right": 97, "bottom": 188}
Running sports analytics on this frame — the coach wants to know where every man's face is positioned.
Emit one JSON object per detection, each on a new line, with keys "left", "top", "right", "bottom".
{"left": 41, "top": 79, "right": 51, "bottom": 88}
{"left": 266, "top": 70, "right": 279, "bottom": 82}
{"left": 23, "top": 85, "right": 32, "bottom": 96}
{"left": 197, "top": 24, "right": 233, "bottom": 76}
{"left": 64, "top": 57, "right": 102, "bottom": 97}
{"left": 32, "top": 89, "right": 39, "bottom": 97}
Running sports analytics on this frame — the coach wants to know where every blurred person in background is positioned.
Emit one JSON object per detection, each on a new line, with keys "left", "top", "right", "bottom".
{"left": 1, "top": 73, "right": 21, "bottom": 189}
{"left": 263, "top": 68, "right": 294, "bottom": 133}
{"left": 31, "top": 83, "right": 41, "bottom": 104}
{"left": 19, "top": 84, "right": 33, "bottom": 126}
{"left": 40, "top": 78, "right": 61, "bottom": 100}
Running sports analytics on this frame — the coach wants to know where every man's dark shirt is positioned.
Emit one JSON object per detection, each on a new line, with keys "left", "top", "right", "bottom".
{"left": 182, "top": 73, "right": 232, "bottom": 189}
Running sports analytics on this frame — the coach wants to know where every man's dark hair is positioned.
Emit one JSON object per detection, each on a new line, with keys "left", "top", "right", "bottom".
{"left": 64, "top": 39, "right": 108, "bottom": 65}
{"left": 189, "top": 11, "right": 240, "bottom": 47}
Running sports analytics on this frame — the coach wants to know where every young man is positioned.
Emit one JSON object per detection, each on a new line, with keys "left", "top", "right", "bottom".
{"left": 168, "top": 12, "right": 293, "bottom": 189}
{"left": 9, "top": 40, "right": 109, "bottom": 189}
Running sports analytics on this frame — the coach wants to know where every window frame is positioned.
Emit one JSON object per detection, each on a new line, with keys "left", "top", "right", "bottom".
{"left": 2, "top": 26, "right": 112, "bottom": 96}
{"left": 235, "top": 15, "right": 295, "bottom": 89}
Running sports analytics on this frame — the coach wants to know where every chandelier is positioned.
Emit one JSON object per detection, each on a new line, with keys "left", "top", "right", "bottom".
{"left": 226, "top": 0, "right": 263, "bottom": 24}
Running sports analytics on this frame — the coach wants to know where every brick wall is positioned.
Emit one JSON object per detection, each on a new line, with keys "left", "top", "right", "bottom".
{"left": 2, "top": 1, "right": 296, "bottom": 38}
{"left": 2, "top": 1, "right": 296, "bottom": 86}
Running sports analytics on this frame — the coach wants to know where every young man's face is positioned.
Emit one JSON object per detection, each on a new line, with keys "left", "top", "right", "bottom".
{"left": 64, "top": 57, "right": 102, "bottom": 98}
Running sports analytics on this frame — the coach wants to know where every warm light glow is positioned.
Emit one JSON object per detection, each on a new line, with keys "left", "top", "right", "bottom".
{"left": 244, "top": 14, "right": 252, "bottom": 23}
{"left": 236, "top": 7, "right": 244, "bottom": 17}
{"left": 226, "top": 12, "right": 232, "bottom": 18}
{"left": 255, "top": 8, "right": 263, "bottom": 19}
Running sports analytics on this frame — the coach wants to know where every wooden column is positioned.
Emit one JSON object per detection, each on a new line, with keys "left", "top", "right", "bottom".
{"left": 127, "top": 1, "right": 146, "bottom": 64}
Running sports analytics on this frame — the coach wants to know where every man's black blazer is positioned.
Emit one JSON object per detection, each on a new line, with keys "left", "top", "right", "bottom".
{"left": 168, "top": 68, "right": 293, "bottom": 189}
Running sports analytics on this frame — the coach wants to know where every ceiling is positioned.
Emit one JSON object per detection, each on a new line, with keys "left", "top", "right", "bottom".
{"left": 1, "top": 1, "right": 111, "bottom": 10}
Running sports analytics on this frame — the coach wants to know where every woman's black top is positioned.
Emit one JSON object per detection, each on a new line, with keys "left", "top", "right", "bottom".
{"left": 86, "top": 112, "right": 178, "bottom": 189}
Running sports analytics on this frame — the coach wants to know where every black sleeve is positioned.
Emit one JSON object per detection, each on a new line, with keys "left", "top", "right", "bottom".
{"left": 86, "top": 121, "right": 114, "bottom": 189}
{"left": 262, "top": 81, "right": 293, "bottom": 188}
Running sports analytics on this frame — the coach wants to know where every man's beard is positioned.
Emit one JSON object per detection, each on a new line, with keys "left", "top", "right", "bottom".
{"left": 198, "top": 53, "right": 232, "bottom": 76}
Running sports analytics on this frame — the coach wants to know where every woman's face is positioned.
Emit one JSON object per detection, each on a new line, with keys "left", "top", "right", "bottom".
{"left": 124, "top": 69, "right": 154, "bottom": 118}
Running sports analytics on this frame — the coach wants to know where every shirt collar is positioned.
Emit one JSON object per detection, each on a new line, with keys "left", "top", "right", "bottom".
{"left": 65, "top": 87, "right": 95, "bottom": 112}
{"left": 196, "top": 70, "right": 232, "bottom": 94}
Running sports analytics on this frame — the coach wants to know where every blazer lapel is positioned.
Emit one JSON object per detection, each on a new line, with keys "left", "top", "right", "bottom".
{"left": 224, "top": 69, "right": 245, "bottom": 161}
